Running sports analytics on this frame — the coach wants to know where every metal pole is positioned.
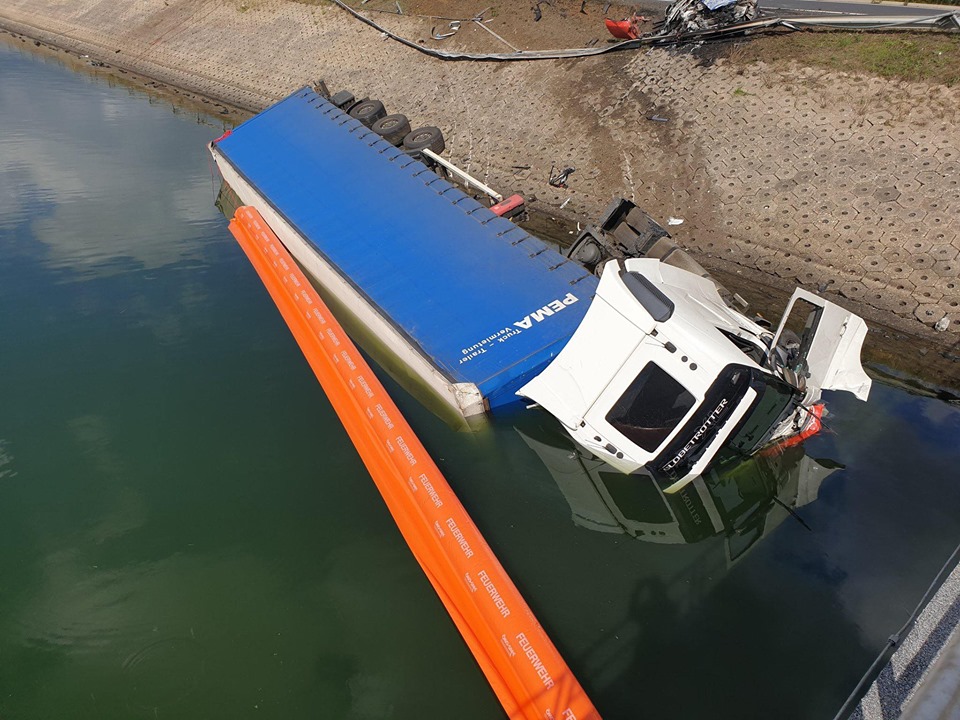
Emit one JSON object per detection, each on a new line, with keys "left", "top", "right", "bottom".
{"left": 422, "top": 149, "right": 504, "bottom": 203}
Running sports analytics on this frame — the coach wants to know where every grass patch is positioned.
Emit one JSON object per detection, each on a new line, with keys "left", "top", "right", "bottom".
{"left": 728, "top": 32, "right": 960, "bottom": 86}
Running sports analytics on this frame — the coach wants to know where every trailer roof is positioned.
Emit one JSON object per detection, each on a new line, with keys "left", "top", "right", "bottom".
{"left": 216, "top": 87, "right": 597, "bottom": 407}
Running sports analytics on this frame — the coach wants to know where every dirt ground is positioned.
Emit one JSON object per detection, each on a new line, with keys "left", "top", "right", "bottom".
{"left": 346, "top": 0, "right": 659, "bottom": 52}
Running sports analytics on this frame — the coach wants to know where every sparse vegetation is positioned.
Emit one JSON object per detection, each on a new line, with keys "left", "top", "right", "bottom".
{"left": 727, "top": 32, "right": 960, "bottom": 86}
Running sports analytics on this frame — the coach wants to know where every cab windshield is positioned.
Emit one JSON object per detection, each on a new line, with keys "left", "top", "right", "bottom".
{"left": 725, "top": 372, "right": 799, "bottom": 455}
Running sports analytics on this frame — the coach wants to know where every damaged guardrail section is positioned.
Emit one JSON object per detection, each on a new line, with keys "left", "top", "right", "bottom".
{"left": 228, "top": 206, "right": 601, "bottom": 720}
{"left": 330, "top": 0, "right": 960, "bottom": 61}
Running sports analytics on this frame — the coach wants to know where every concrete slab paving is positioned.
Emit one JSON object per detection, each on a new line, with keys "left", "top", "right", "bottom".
{"left": 1, "top": 0, "right": 958, "bottom": 385}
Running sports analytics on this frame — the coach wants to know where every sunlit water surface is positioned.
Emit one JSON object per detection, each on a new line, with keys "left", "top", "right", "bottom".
{"left": 1, "top": 37, "right": 959, "bottom": 720}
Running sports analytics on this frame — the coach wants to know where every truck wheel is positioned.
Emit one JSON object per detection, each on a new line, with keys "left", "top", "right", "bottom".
{"left": 372, "top": 114, "right": 411, "bottom": 146}
{"left": 403, "top": 126, "right": 445, "bottom": 156}
{"left": 349, "top": 99, "right": 386, "bottom": 127}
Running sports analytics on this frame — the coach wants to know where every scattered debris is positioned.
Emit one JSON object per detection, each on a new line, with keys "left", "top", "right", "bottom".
{"left": 333, "top": 0, "right": 960, "bottom": 62}
{"left": 935, "top": 316, "right": 950, "bottom": 332}
{"left": 560, "top": 197, "right": 572, "bottom": 209}
{"left": 649, "top": 114, "right": 669, "bottom": 122}
{"left": 661, "top": 0, "right": 759, "bottom": 34}
{"left": 395, "top": 1, "right": 402, "bottom": 15}
{"left": 667, "top": 217, "right": 684, "bottom": 225}
{"left": 431, "top": 21, "right": 461, "bottom": 40}
{"left": 605, "top": 13, "right": 647, "bottom": 39}
{"left": 533, "top": 0, "right": 557, "bottom": 22}
{"left": 475, "top": 18, "right": 520, "bottom": 51}
{"left": 549, "top": 165, "right": 576, "bottom": 188}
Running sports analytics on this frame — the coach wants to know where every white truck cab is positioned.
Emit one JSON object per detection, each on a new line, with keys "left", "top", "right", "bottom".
{"left": 519, "top": 256, "right": 871, "bottom": 493}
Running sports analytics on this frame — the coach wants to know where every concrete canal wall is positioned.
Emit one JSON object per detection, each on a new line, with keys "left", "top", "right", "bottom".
{"left": 2, "top": 0, "right": 959, "bottom": 382}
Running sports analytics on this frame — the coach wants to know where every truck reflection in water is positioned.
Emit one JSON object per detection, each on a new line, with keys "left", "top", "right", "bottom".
{"left": 517, "top": 427, "right": 842, "bottom": 564}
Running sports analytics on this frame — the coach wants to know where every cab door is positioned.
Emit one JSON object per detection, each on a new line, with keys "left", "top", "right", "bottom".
{"left": 769, "top": 288, "right": 872, "bottom": 401}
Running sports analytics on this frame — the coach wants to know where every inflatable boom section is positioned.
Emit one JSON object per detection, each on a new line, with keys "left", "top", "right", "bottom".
{"left": 229, "top": 206, "right": 600, "bottom": 720}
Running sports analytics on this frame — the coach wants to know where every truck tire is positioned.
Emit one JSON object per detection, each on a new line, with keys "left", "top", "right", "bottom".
{"left": 372, "top": 114, "right": 411, "bottom": 146}
{"left": 349, "top": 99, "right": 386, "bottom": 127}
{"left": 402, "top": 126, "right": 445, "bottom": 156}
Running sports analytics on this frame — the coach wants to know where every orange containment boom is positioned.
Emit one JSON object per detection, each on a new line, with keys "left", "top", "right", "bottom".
{"left": 229, "top": 206, "right": 600, "bottom": 720}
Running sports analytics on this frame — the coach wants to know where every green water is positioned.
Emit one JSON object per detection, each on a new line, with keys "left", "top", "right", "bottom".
{"left": 2, "top": 37, "right": 960, "bottom": 720}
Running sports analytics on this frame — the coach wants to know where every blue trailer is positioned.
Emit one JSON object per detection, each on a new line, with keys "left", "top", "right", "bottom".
{"left": 211, "top": 86, "right": 597, "bottom": 420}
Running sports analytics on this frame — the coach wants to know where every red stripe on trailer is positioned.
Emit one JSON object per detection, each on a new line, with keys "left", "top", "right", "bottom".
{"left": 491, "top": 194, "right": 526, "bottom": 218}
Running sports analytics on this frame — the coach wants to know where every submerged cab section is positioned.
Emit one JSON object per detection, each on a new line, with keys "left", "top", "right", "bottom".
{"left": 519, "top": 257, "right": 871, "bottom": 492}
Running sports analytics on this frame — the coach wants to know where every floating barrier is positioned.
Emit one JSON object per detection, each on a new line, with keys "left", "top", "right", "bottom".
{"left": 229, "top": 206, "right": 600, "bottom": 720}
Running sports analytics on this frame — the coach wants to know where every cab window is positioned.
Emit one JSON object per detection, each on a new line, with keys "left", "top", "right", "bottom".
{"left": 606, "top": 363, "right": 696, "bottom": 451}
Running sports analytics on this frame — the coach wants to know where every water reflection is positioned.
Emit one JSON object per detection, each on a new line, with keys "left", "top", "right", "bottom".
{"left": 5, "top": 32, "right": 960, "bottom": 720}
{"left": 0, "top": 37, "right": 227, "bottom": 277}
{"left": 518, "top": 423, "right": 840, "bottom": 561}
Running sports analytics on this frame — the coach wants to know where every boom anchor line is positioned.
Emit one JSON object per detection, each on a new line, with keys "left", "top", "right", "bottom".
{"left": 228, "top": 205, "right": 601, "bottom": 720}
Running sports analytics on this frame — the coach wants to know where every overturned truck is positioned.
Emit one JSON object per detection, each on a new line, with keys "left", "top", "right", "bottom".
{"left": 209, "top": 85, "right": 871, "bottom": 493}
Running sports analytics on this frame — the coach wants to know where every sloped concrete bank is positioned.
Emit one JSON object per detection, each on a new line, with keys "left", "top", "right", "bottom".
{"left": 2, "top": 0, "right": 959, "bottom": 388}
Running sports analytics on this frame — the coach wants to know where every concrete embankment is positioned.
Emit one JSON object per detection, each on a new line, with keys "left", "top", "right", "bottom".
{"left": 2, "top": 0, "right": 959, "bottom": 388}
